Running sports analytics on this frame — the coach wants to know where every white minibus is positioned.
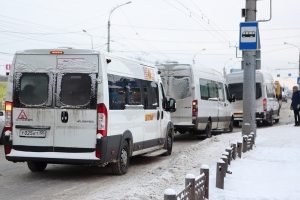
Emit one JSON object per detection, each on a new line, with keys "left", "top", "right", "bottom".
{"left": 3, "top": 48, "right": 176, "bottom": 175}
{"left": 226, "top": 70, "right": 280, "bottom": 126}
{"left": 156, "top": 63, "right": 235, "bottom": 138}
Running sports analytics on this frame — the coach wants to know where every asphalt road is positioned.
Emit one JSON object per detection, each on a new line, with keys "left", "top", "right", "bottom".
{"left": 0, "top": 101, "right": 294, "bottom": 199}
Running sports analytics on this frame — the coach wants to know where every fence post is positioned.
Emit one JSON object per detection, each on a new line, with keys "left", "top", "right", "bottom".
{"left": 185, "top": 174, "right": 195, "bottom": 200}
{"left": 231, "top": 143, "right": 237, "bottom": 160}
{"left": 220, "top": 155, "right": 228, "bottom": 177}
{"left": 164, "top": 188, "right": 176, "bottom": 200}
{"left": 225, "top": 147, "right": 232, "bottom": 164}
{"left": 250, "top": 132, "right": 255, "bottom": 145}
{"left": 237, "top": 141, "right": 242, "bottom": 158}
{"left": 216, "top": 159, "right": 225, "bottom": 189}
{"left": 248, "top": 135, "right": 253, "bottom": 150}
{"left": 200, "top": 165, "right": 209, "bottom": 200}
{"left": 242, "top": 135, "right": 248, "bottom": 153}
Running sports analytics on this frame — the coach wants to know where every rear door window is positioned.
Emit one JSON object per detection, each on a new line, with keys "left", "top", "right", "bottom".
{"left": 14, "top": 73, "right": 53, "bottom": 107}
{"left": 56, "top": 73, "right": 97, "bottom": 108}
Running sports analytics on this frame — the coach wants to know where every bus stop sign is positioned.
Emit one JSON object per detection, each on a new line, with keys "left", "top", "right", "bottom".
{"left": 239, "top": 22, "right": 260, "bottom": 51}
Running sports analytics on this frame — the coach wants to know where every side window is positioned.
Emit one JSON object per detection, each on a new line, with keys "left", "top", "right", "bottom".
{"left": 225, "top": 84, "right": 231, "bottom": 102}
{"left": 16, "top": 73, "right": 52, "bottom": 107}
{"left": 143, "top": 81, "right": 158, "bottom": 109}
{"left": 208, "top": 81, "right": 218, "bottom": 98}
{"left": 160, "top": 83, "right": 166, "bottom": 109}
{"left": 108, "top": 74, "right": 125, "bottom": 110}
{"left": 217, "top": 82, "right": 225, "bottom": 102}
{"left": 200, "top": 78, "right": 209, "bottom": 100}
{"left": 58, "top": 73, "right": 96, "bottom": 108}
{"left": 266, "top": 83, "right": 275, "bottom": 98}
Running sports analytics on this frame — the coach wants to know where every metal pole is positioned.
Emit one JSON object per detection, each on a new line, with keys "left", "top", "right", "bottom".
{"left": 107, "top": 20, "right": 110, "bottom": 52}
{"left": 192, "top": 48, "right": 206, "bottom": 64}
{"left": 107, "top": 1, "right": 132, "bottom": 52}
{"left": 242, "top": 0, "right": 257, "bottom": 136}
{"left": 83, "top": 30, "right": 93, "bottom": 49}
{"left": 223, "top": 58, "right": 232, "bottom": 78}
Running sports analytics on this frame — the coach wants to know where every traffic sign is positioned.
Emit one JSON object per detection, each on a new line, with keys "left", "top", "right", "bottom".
{"left": 239, "top": 22, "right": 260, "bottom": 51}
{"left": 297, "top": 77, "right": 300, "bottom": 84}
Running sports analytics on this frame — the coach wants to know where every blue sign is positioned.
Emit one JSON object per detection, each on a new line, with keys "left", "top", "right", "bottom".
{"left": 239, "top": 22, "right": 259, "bottom": 51}
{"left": 277, "top": 74, "right": 280, "bottom": 77}
{"left": 288, "top": 73, "right": 291, "bottom": 77}
{"left": 297, "top": 77, "right": 300, "bottom": 84}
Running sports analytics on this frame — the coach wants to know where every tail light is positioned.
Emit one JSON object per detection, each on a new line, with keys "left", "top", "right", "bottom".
{"left": 192, "top": 100, "right": 198, "bottom": 117}
{"left": 97, "top": 103, "right": 108, "bottom": 137}
{"left": 263, "top": 98, "right": 267, "bottom": 111}
{"left": 4, "top": 101, "right": 12, "bottom": 155}
{"left": 5, "top": 101, "right": 12, "bottom": 132}
{"left": 96, "top": 104, "right": 107, "bottom": 159}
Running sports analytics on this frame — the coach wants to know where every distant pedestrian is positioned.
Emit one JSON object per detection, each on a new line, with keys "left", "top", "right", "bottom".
{"left": 290, "top": 86, "right": 300, "bottom": 126}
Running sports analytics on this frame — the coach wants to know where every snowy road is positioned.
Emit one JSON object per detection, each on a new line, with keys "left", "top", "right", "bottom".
{"left": 0, "top": 102, "right": 293, "bottom": 200}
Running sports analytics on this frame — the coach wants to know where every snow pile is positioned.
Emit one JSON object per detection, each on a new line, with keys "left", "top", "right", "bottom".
{"left": 88, "top": 124, "right": 300, "bottom": 200}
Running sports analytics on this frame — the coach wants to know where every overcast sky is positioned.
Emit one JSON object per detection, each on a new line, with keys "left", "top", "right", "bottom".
{"left": 1, "top": 0, "right": 300, "bottom": 88}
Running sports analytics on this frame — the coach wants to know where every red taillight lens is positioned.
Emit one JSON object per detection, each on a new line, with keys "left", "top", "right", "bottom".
{"left": 263, "top": 98, "right": 267, "bottom": 111}
{"left": 5, "top": 101, "right": 12, "bottom": 132}
{"left": 5, "top": 145, "right": 11, "bottom": 155}
{"left": 97, "top": 103, "right": 107, "bottom": 137}
{"left": 96, "top": 149, "right": 101, "bottom": 158}
{"left": 192, "top": 100, "right": 198, "bottom": 117}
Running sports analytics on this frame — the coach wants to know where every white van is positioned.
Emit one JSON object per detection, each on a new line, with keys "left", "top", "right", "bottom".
{"left": 226, "top": 70, "right": 280, "bottom": 126}
{"left": 156, "top": 63, "right": 235, "bottom": 138}
{"left": 3, "top": 48, "right": 176, "bottom": 175}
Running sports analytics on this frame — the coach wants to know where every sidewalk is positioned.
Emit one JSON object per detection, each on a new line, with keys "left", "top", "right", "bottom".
{"left": 210, "top": 124, "right": 300, "bottom": 200}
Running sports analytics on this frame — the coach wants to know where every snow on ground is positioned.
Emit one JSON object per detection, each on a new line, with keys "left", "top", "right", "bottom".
{"left": 88, "top": 124, "right": 300, "bottom": 200}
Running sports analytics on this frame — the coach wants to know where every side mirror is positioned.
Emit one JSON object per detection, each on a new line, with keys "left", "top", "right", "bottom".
{"left": 167, "top": 98, "right": 176, "bottom": 113}
{"left": 230, "top": 94, "right": 236, "bottom": 103}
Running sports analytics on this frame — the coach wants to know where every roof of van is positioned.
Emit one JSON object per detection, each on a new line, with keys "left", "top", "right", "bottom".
{"left": 226, "top": 70, "right": 274, "bottom": 83}
{"left": 15, "top": 48, "right": 156, "bottom": 69}
{"left": 15, "top": 48, "right": 99, "bottom": 55}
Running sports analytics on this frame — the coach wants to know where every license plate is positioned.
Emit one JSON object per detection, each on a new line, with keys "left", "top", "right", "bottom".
{"left": 19, "top": 130, "right": 47, "bottom": 138}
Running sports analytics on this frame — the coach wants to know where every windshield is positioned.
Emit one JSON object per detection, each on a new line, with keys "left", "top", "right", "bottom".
{"left": 228, "top": 83, "right": 262, "bottom": 100}
{"left": 158, "top": 65, "right": 192, "bottom": 100}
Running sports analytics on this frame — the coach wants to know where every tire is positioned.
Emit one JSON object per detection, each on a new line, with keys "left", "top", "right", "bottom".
{"left": 204, "top": 121, "right": 212, "bottom": 138}
{"left": 0, "top": 130, "right": 3, "bottom": 145}
{"left": 268, "top": 114, "right": 274, "bottom": 126}
{"left": 228, "top": 118, "right": 233, "bottom": 133}
{"left": 163, "top": 130, "right": 173, "bottom": 156}
{"left": 233, "top": 121, "right": 239, "bottom": 127}
{"left": 111, "top": 140, "right": 130, "bottom": 175}
{"left": 275, "top": 119, "right": 279, "bottom": 123}
{"left": 27, "top": 161, "right": 47, "bottom": 172}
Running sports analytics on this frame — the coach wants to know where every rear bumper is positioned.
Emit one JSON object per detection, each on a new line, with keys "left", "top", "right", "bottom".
{"left": 234, "top": 112, "right": 268, "bottom": 121}
{"left": 5, "top": 149, "right": 104, "bottom": 165}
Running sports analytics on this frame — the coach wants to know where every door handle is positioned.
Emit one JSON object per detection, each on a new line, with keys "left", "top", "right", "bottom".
{"left": 161, "top": 111, "right": 164, "bottom": 119}
{"left": 157, "top": 110, "right": 160, "bottom": 120}
{"left": 61, "top": 111, "right": 69, "bottom": 123}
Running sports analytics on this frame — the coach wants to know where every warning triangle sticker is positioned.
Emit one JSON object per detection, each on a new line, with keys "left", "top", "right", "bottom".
{"left": 18, "top": 110, "right": 28, "bottom": 120}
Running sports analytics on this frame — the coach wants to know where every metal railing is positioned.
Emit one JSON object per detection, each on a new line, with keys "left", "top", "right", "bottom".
{"left": 164, "top": 165, "right": 209, "bottom": 200}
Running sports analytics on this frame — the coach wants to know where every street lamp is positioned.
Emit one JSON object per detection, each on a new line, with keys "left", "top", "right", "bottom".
{"left": 284, "top": 42, "right": 300, "bottom": 87}
{"left": 83, "top": 30, "right": 93, "bottom": 49}
{"left": 107, "top": 1, "right": 132, "bottom": 52}
{"left": 223, "top": 58, "right": 232, "bottom": 78}
{"left": 192, "top": 49, "right": 206, "bottom": 64}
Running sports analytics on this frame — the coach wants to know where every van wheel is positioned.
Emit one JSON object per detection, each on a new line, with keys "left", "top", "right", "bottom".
{"left": 0, "top": 130, "right": 3, "bottom": 145}
{"left": 205, "top": 121, "right": 212, "bottom": 138}
{"left": 27, "top": 161, "right": 47, "bottom": 172}
{"left": 228, "top": 119, "right": 233, "bottom": 133}
{"left": 163, "top": 130, "right": 173, "bottom": 156}
{"left": 112, "top": 140, "right": 130, "bottom": 175}
{"left": 268, "top": 114, "right": 274, "bottom": 126}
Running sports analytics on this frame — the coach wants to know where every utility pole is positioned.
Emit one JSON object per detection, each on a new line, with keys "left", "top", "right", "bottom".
{"left": 242, "top": 0, "right": 257, "bottom": 136}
